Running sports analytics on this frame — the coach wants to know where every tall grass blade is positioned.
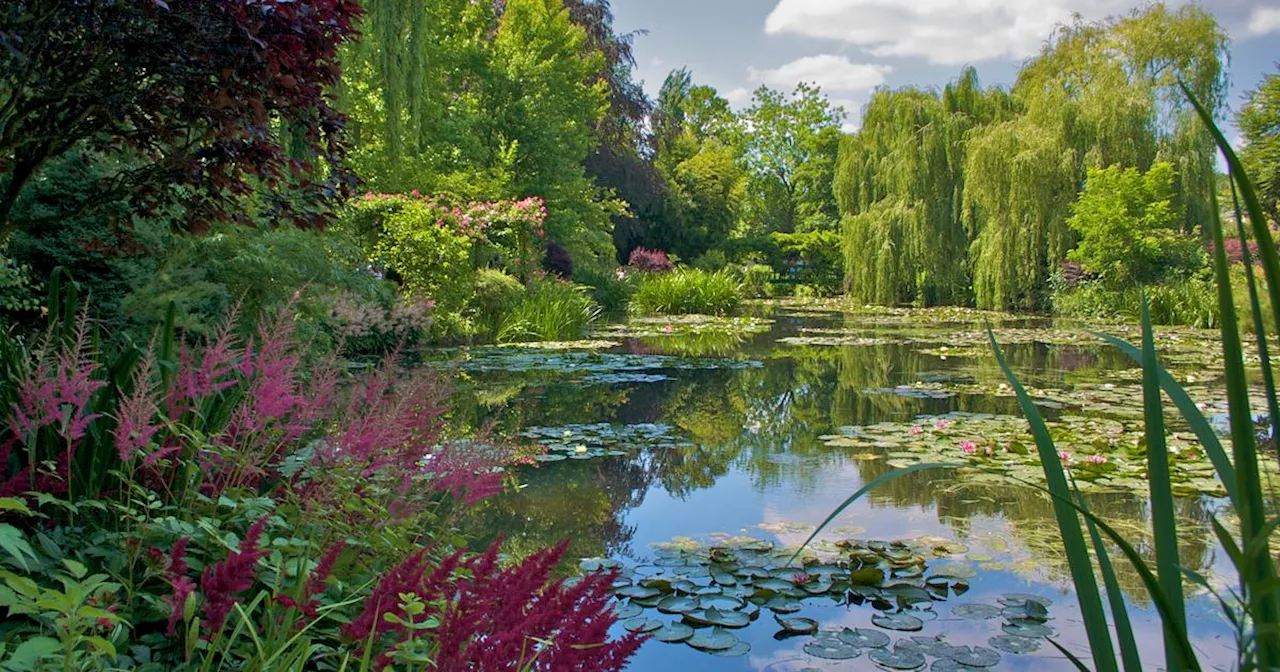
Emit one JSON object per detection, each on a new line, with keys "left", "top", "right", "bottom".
{"left": 1004, "top": 473, "right": 1202, "bottom": 669}
{"left": 1093, "top": 333, "right": 1237, "bottom": 505}
{"left": 1047, "top": 637, "right": 1096, "bottom": 672}
{"left": 1140, "top": 299, "right": 1189, "bottom": 670}
{"left": 1180, "top": 80, "right": 1280, "bottom": 340}
{"left": 791, "top": 464, "right": 953, "bottom": 564}
{"left": 1073, "top": 479, "right": 1142, "bottom": 671}
{"left": 1203, "top": 154, "right": 1280, "bottom": 668}
{"left": 1228, "top": 180, "right": 1280, "bottom": 469}
{"left": 987, "top": 324, "right": 1117, "bottom": 670}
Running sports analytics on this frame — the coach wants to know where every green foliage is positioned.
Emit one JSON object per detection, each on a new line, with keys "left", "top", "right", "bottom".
{"left": 836, "top": 69, "right": 1014, "bottom": 306}
{"left": 630, "top": 269, "right": 741, "bottom": 316}
{"left": 122, "top": 225, "right": 383, "bottom": 341}
{"left": 739, "top": 264, "right": 774, "bottom": 299}
{"left": 471, "top": 269, "right": 526, "bottom": 340}
{"left": 1052, "top": 277, "right": 1218, "bottom": 328}
{"left": 575, "top": 267, "right": 637, "bottom": 316}
{"left": 1067, "top": 162, "right": 1203, "bottom": 284}
{"left": 740, "top": 84, "right": 845, "bottom": 236}
{"left": 1238, "top": 67, "right": 1280, "bottom": 222}
{"left": 497, "top": 277, "right": 601, "bottom": 343}
{"left": 772, "top": 231, "right": 841, "bottom": 295}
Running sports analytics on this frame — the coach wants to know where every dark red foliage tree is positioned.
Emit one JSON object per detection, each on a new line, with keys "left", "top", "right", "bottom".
{"left": 0, "top": 0, "right": 363, "bottom": 237}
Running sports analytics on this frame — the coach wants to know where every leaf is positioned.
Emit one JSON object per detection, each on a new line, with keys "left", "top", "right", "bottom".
{"left": 0, "top": 524, "right": 36, "bottom": 571}
{"left": 3, "top": 636, "right": 61, "bottom": 670}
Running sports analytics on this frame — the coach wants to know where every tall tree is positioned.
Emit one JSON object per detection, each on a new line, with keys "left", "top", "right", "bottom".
{"left": 740, "top": 83, "right": 845, "bottom": 235}
{"left": 836, "top": 69, "right": 1015, "bottom": 305}
{"left": 1239, "top": 67, "right": 1280, "bottom": 223}
{"left": 0, "top": 0, "right": 363, "bottom": 237}
{"left": 963, "top": 4, "right": 1226, "bottom": 310}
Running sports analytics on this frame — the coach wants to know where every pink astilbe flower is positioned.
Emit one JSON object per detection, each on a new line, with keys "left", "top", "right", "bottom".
{"left": 200, "top": 516, "right": 270, "bottom": 637}
{"left": 9, "top": 315, "right": 106, "bottom": 441}
{"left": 166, "top": 313, "right": 242, "bottom": 418}
{"left": 162, "top": 538, "right": 194, "bottom": 636}
{"left": 114, "top": 351, "right": 160, "bottom": 462}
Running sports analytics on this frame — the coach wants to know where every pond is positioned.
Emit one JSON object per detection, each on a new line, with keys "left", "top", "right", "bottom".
{"left": 437, "top": 302, "right": 1260, "bottom": 671}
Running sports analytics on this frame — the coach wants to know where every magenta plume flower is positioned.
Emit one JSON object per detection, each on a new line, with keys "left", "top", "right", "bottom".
{"left": 200, "top": 516, "right": 270, "bottom": 637}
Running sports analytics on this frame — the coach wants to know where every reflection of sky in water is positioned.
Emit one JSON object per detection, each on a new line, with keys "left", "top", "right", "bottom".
{"left": 453, "top": 307, "right": 1242, "bottom": 670}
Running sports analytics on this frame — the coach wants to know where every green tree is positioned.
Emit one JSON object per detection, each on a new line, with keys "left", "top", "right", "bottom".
{"left": 963, "top": 4, "right": 1226, "bottom": 310}
{"left": 1067, "top": 162, "right": 1200, "bottom": 284}
{"left": 740, "top": 83, "right": 845, "bottom": 235}
{"left": 1239, "top": 67, "right": 1280, "bottom": 223}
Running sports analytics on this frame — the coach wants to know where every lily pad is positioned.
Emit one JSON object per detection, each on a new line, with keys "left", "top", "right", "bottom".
{"left": 947, "top": 646, "right": 1000, "bottom": 667}
{"left": 702, "top": 607, "right": 750, "bottom": 629}
{"left": 623, "top": 617, "right": 663, "bottom": 633}
{"left": 950, "top": 604, "right": 1002, "bottom": 620}
{"left": 612, "top": 602, "right": 643, "bottom": 620}
{"left": 872, "top": 612, "right": 925, "bottom": 632}
{"left": 988, "top": 634, "right": 1042, "bottom": 654}
{"left": 710, "top": 640, "right": 752, "bottom": 657}
{"left": 656, "top": 595, "right": 699, "bottom": 614}
{"left": 803, "top": 640, "right": 863, "bottom": 660}
{"left": 1001, "top": 622, "right": 1054, "bottom": 638}
{"left": 687, "top": 627, "right": 741, "bottom": 651}
{"left": 869, "top": 647, "right": 927, "bottom": 670}
{"left": 774, "top": 615, "right": 819, "bottom": 634}
{"left": 652, "top": 622, "right": 694, "bottom": 643}
{"left": 766, "top": 596, "right": 803, "bottom": 613}
{"left": 838, "top": 627, "right": 890, "bottom": 649}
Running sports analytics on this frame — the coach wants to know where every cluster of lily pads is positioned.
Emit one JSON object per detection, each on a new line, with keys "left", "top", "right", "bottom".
{"left": 437, "top": 348, "right": 763, "bottom": 377}
{"left": 820, "top": 412, "right": 1251, "bottom": 497}
{"left": 593, "top": 315, "right": 774, "bottom": 339}
{"left": 590, "top": 536, "right": 1058, "bottom": 668}
{"left": 520, "top": 423, "right": 693, "bottom": 462}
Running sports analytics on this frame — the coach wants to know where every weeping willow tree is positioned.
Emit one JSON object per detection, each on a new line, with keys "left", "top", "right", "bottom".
{"left": 963, "top": 4, "right": 1226, "bottom": 310}
{"left": 339, "top": 0, "right": 498, "bottom": 193}
{"left": 836, "top": 68, "right": 1014, "bottom": 305}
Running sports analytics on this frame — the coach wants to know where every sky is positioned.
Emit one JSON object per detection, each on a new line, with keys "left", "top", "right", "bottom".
{"left": 609, "top": 0, "right": 1279, "bottom": 139}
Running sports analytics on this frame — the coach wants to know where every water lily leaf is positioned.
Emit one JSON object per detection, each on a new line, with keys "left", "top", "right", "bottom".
{"left": 698, "top": 594, "right": 745, "bottom": 611}
{"left": 837, "top": 627, "right": 890, "bottom": 649}
{"left": 998, "top": 593, "right": 1053, "bottom": 608}
{"left": 774, "top": 615, "right": 818, "bottom": 634}
{"left": 534, "top": 453, "right": 568, "bottom": 462}
{"left": 988, "top": 635, "right": 1041, "bottom": 654}
{"left": 623, "top": 617, "right": 663, "bottom": 633}
{"left": 703, "top": 607, "right": 750, "bottom": 628}
{"left": 612, "top": 602, "right": 643, "bottom": 620}
{"left": 687, "top": 627, "right": 741, "bottom": 651}
{"left": 766, "top": 595, "right": 803, "bottom": 613}
{"left": 653, "top": 622, "right": 694, "bottom": 643}
{"left": 850, "top": 567, "right": 886, "bottom": 585}
{"left": 1001, "top": 622, "right": 1054, "bottom": 638}
{"left": 711, "top": 569, "right": 737, "bottom": 586}
{"left": 947, "top": 646, "right": 1000, "bottom": 667}
{"left": 615, "top": 585, "right": 661, "bottom": 600}
{"left": 870, "top": 647, "right": 926, "bottom": 670}
{"left": 930, "top": 660, "right": 988, "bottom": 671}
{"left": 803, "top": 640, "right": 862, "bottom": 660}
{"left": 657, "top": 595, "right": 699, "bottom": 614}
{"left": 872, "top": 612, "right": 924, "bottom": 632}
{"left": 711, "top": 640, "right": 752, "bottom": 657}
{"left": 950, "top": 604, "right": 1002, "bottom": 620}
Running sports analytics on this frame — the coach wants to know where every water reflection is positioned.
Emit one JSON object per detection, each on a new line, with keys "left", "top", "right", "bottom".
{"left": 448, "top": 305, "right": 1233, "bottom": 669}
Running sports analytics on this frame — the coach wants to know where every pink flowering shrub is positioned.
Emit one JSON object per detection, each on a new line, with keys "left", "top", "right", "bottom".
{"left": 628, "top": 247, "right": 674, "bottom": 273}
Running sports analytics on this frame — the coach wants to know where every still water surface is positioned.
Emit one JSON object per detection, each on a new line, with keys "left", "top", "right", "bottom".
{"left": 443, "top": 303, "right": 1238, "bottom": 670}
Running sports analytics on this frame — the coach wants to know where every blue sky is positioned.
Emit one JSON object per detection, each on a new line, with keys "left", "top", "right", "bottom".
{"left": 610, "top": 0, "right": 1278, "bottom": 140}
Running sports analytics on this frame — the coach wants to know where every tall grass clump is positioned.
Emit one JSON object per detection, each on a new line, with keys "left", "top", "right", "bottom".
{"left": 795, "top": 85, "right": 1280, "bottom": 670}
{"left": 630, "top": 269, "right": 741, "bottom": 316}
{"left": 497, "top": 276, "right": 600, "bottom": 343}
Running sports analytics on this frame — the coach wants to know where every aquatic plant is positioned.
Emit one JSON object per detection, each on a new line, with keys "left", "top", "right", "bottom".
{"left": 497, "top": 277, "right": 601, "bottom": 343}
{"left": 630, "top": 269, "right": 741, "bottom": 316}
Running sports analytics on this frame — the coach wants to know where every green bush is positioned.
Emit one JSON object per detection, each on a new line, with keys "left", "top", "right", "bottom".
{"left": 691, "top": 249, "right": 729, "bottom": 272}
{"left": 576, "top": 267, "right": 637, "bottom": 315}
{"left": 471, "top": 268, "right": 526, "bottom": 339}
{"left": 1052, "top": 276, "right": 1219, "bottom": 328}
{"left": 739, "top": 263, "right": 774, "bottom": 298}
{"left": 630, "top": 269, "right": 741, "bottom": 316}
{"left": 123, "top": 225, "right": 387, "bottom": 343}
{"left": 497, "top": 277, "right": 601, "bottom": 343}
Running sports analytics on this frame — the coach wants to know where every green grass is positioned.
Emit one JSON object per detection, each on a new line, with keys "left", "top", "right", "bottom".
{"left": 630, "top": 269, "right": 741, "bottom": 316}
{"left": 496, "top": 278, "right": 600, "bottom": 343}
{"left": 797, "top": 83, "right": 1280, "bottom": 669}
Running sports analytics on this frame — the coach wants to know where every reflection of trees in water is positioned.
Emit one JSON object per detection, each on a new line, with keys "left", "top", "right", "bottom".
{"left": 847, "top": 455, "right": 1216, "bottom": 600}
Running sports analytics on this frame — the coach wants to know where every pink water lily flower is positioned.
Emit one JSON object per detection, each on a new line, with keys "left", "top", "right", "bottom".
{"left": 911, "top": 425, "right": 924, "bottom": 435}
{"left": 1058, "top": 451, "right": 1072, "bottom": 462}
{"left": 1086, "top": 455, "right": 1108, "bottom": 464}
{"left": 959, "top": 441, "right": 977, "bottom": 455}
{"left": 935, "top": 420, "right": 950, "bottom": 429}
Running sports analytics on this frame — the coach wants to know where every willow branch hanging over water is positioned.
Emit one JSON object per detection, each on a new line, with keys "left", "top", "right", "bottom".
{"left": 837, "top": 5, "right": 1227, "bottom": 311}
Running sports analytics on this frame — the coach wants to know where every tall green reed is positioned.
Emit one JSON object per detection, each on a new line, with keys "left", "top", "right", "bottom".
{"left": 798, "top": 84, "right": 1280, "bottom": 669}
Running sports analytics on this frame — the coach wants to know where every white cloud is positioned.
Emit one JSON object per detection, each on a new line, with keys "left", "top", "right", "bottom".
{"left": 747, "top": 55, "right": 891, "bottom": 93}
{"left": 1249, "top": 7, "right": 1280, "bottom": 34}
{"left": 723, "top": 87, "right": 753, "bottom": 106}
{"left": 763, "top": 0, "right": 1138, "bottom": 64}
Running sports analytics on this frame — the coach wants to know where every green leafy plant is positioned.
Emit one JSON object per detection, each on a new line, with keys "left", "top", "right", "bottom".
{"left": 630, "top": 269, "right": 741, "bottom": 316}
{"left": 497, "top": 277, "right": 601, "bottom": 343}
